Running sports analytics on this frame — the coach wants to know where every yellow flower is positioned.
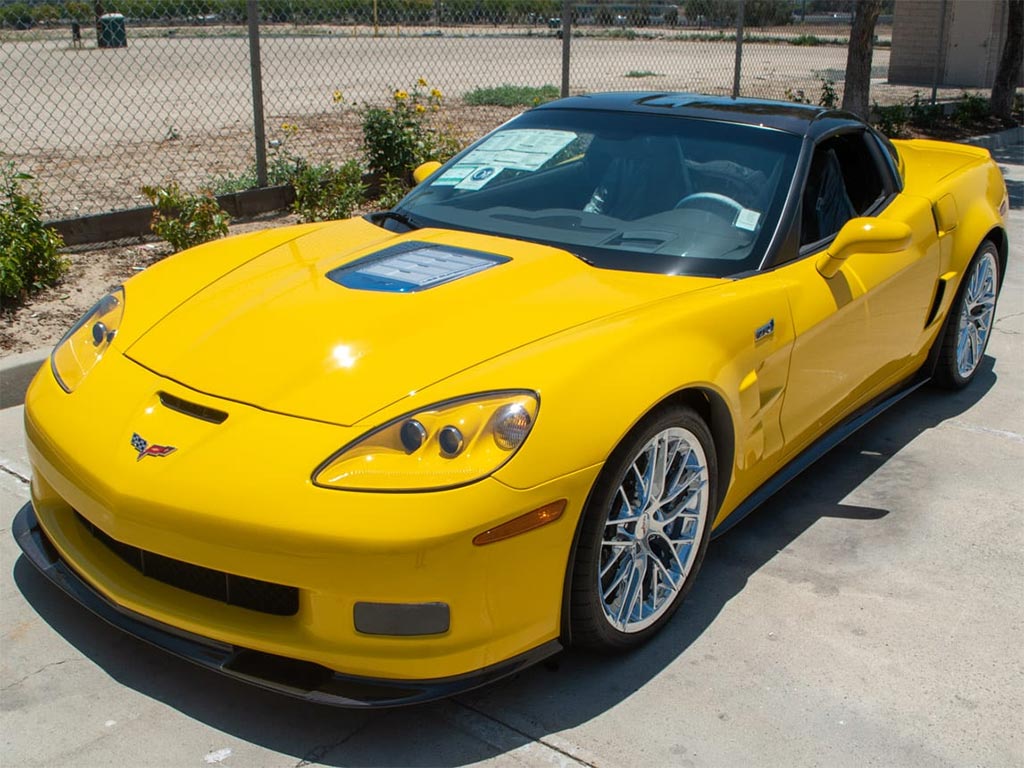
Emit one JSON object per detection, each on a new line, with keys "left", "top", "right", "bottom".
{"left": 332, "top": 90, "right": 343, "bottom": 103}
{"left": 430, "top": 88, "right": 443, "bottom": 99}
{"left": 415, "top": 104, "right": 426, "bottom": 114}
{"left": 431, "top": 105, "right": 439, "bottom": 112}
{"left": 394, "top": 90, "right": 409, "bottom": 100}
{"left": 417, "top": 77, "right": 428, "bottom": 87}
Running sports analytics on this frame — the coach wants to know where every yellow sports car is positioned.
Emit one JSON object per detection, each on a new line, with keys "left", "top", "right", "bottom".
{"left": 15, "top": 93, "right": 1009, "bottom": 706}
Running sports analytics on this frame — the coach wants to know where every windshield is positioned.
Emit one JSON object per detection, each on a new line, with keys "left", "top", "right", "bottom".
{"left": 396, "top": 108, "right": 802, "bottom": 277}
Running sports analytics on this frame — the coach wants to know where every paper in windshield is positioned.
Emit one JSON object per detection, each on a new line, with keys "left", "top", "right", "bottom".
{"left": 433, "top": 129, "right": 577, "bottom": 187}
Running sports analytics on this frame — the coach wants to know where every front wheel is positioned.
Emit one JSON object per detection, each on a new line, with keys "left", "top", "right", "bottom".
{"left": 569, "top": 406, "right": 717, "bottom": 650}
{"left": 934, "top": 241, "right": 1000, "bottom": 389}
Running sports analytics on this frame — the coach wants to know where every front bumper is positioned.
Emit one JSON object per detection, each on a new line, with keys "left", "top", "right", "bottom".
{"left": 13, "top": 503, "right": 560, "bottom": 707}
{"left": 21, "top": 351, "right": 599, "bottom": 694}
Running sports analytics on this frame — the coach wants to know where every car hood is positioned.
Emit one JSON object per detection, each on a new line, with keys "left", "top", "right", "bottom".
{"left": 126, "top": 220, "right": 718, "bottom": 426}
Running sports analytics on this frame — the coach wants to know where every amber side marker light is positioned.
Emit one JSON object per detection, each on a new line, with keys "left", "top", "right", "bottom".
{"left": 473, "top": 500, "right": 567, "bottom": 546}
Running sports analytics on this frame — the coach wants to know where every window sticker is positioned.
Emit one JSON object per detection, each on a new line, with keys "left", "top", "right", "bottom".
{"left": 433, "top": 164, "right": 477, "bottom": 186}
{"left": 454, "top": 165, "right": 504, "bottom": 190}
{"left": 736, "top": 208, "right": 761, "bottom": 232}
{"left": 457, "top": 129, "right": 577, "bottom": 173}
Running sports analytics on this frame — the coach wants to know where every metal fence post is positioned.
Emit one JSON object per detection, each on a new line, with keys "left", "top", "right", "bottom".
{"left": 247, "top": 0, "right": 268, "bottom": 188}
{"left": 732, "top": 0, "right": 745, "bottom": 98}
{"left": 561, "top": 1, "right": 572, "bottom": 98}
{"left": 930, "top": 0, "right": 949, "bottom": 105}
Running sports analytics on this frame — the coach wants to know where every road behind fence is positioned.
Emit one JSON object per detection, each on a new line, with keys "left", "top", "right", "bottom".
{"left": 0, "top": 1, "right": 973, "bottom": 220}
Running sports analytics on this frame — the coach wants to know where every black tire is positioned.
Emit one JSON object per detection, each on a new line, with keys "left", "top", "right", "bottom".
{"left": 934, "top": 240, "right": 1001, "bottom": 390}
{"left": 569, "top": 405, "right": 717, "bottom": 651}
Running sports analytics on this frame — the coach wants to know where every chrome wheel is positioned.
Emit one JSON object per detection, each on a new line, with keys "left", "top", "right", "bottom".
{"left": 598, "top": 427, "right": 709, "bottom": 633}
{"left": 955, "top": 250, "right": 998, "bottom": 379}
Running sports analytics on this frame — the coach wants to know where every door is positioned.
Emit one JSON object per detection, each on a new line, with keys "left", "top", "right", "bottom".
{"left": 778, "top": 131, "right": 940, "bottom": 452}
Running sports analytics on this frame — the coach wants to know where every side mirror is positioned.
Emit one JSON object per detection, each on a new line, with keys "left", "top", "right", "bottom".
{"left": 816, "top": 217, "right": 913, "bottom": 278}
{"left": 412, "top": 161, "right": 442, "bottom": 185}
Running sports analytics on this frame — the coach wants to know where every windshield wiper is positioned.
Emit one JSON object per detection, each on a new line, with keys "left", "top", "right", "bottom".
{"left": 366, "top": 209, "right": 420, "bottom": 231}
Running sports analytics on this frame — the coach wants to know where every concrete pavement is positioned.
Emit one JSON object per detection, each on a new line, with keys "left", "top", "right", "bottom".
{"left": 2, "top": 156, "right": 1022, "bottom": 767}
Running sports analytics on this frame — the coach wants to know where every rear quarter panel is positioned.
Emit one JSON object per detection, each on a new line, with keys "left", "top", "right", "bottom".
{"left": 894, "top": 139, "right": 1009, "bottom": 281}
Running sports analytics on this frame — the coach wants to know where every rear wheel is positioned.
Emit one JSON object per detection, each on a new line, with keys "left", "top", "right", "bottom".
{"left": 569, "top": 406, "right": 716, "bottom": 650}
{"left": 935, "top": 241, "right": 1000, "bottom": 389}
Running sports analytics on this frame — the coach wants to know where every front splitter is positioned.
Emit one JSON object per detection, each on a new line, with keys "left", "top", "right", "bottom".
{"left": 12, "top": 502, "right": 561, "bottom": 708}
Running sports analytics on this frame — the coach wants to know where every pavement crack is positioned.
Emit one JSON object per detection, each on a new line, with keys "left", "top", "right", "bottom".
{"left": 293, "top": 724, "right": 366, "bottom": 768}
{"left": 2, "top": 658, "right": 78, "bottom": 691}
{"left": 0, "top": 463, "right": 29, "bottom": 485}
{"left": 994, "top": 311, "right": 1023, "bottom": 334}
{"left": 451, "top": 698, "right": 596, "bottom": 767}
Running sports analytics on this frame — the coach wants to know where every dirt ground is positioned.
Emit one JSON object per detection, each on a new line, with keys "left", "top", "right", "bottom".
{"left": 1, "top": 26, "right": 971, "bottom": 220}
{"left": 0, "top": 22, "right": 1006, "bottom": 358}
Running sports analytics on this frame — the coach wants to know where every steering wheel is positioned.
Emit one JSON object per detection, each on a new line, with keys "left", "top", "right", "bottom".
{"left": 674, "top": 192, "right": 745, "bottom": 221}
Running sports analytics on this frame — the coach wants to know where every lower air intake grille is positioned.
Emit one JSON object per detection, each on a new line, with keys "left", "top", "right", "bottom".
{"left": 75, "top": 512, "right": 298, "bottom": 616}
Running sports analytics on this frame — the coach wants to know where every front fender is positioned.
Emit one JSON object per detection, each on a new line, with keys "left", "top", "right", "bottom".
{"left": 434, "top": 276, "right": 796, "bottom": 523}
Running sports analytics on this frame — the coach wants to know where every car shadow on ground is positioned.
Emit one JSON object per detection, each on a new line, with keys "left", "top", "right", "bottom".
{"left": 12, "top": 361, "right": 996, "bottom": 766}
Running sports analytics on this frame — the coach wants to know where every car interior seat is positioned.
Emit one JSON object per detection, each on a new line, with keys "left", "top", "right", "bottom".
{"left": 802, "top": 148, "right": 857, "bottom": 244}
{"left": 583, "top": 136, "right": 688, "bottom": 220}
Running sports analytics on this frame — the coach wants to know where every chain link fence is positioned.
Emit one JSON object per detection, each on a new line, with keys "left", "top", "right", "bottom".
{"left": 0, "top": 0, "right": 970, "bottom": 221}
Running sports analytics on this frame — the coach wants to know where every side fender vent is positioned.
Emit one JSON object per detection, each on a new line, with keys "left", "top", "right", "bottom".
{"left": 925, "top": 272, "right": 956, "bottom": 329}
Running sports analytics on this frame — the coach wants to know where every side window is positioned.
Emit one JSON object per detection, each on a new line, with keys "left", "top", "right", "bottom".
{"left": 800, "top": 132, "right": 887, "bottom": 248}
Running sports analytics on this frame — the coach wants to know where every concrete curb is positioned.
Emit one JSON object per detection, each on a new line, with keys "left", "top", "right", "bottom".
{"left": 960, "top": 125, "right": 1024, "bottom": 152}
{"left": 0, "top": 348, "right": 48, "bottom": 410}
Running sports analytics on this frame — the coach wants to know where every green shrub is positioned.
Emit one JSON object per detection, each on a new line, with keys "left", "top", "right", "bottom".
{"left": 872, "top": 102, "right": 909, "bottom": 138}
{"left": 0, "top": 165, "right": 67, "bottom": 302}
{"left": 209, "top": 147, "right": 303, "bottom": 195}
{"left": 744, "top": 0, "right": 791, "bottom": 26}
{"left": 33, "top": 4, "right": 61, "bottom": 24}
{"left": 1, "top": 3, "right": 33, "bottom": 28}
{"left": 359, "top": 80, "right": 461, "bottom": 180}
{"left": 786, "top": 79, "right": 838, "bottom": 109}
{"left": 873, "top": 91, "right": 999, "bottom": 138}
{"left": 291, "top": 159, "right": 366, "bottom": 222}
{"left": 907, "top": 93, "right": 942, "bottom": 129}
{"left": 624, "top": 70, "right": 661, "bottom": 78}
{"left": 64, "top": 2, "right": 91, "bottom": 21}
{"left": 361, "top": 104, "right": 426, "bottom": 181}
{"left": 141, "top": 182, "right": 230, "bottom": 252}
{"left": 818, "top": 79, "right": 838, "bottom": 109}
{"left": 952, "top": 92, "right": 990, "bottom": 127}
{"left": 375, "top": 174, "right": 408, "bottom": 211}
{"left": 463, "top": 84, "right": 560, "bottom": 107}
{"left": 790, "top": 34, "right": 821, "bottom": 46}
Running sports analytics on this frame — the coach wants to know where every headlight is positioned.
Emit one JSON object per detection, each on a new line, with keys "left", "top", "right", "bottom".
{"left": 313, "top": 391, "right": 539, "bottom": 491}
{"left": 50, "top": 287, "right": 125, "bottom": 393}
